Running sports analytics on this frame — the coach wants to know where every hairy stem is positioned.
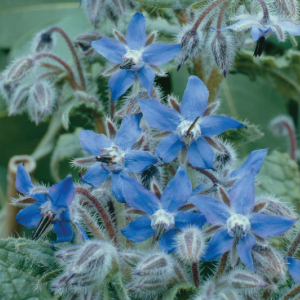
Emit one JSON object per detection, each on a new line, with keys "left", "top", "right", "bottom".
{"left": 192, "top": 262, "right": 200, "bottom": 287}
{"left": 75, "top": 187, "right": 119, "bottom": 247}
{"left": 47, "top": 27, "right": 86, "bottom": 90}
{"left": 287, "top": 230, "right": 300, "bottom": 257}
{"left": 215, "top": 251, "right": 228, "bottom": 279}
{"left": 217, "top": 0, "right": 230, "bottom": 30}
{"left": 282, "top": 120, "right": 297, "bottom": 160}
{"left": 206, "top": 66, "right": 224, "bottom": 103}
{"left": 192, "top": 0, "right": 224, "bottom": 30}
{"left": 283, "top": 285, "right": 300, "bottom": 300}
{"left": 34, "top": 53, "right": 81, "bottom": 90}
{"left": 257, "top": 0, "right": 270, "bottom": 23}
{"left": 187, "top": 162, "right": 220, "bottom": 184}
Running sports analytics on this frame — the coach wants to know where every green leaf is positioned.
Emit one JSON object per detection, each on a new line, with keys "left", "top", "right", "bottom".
{"left": 256, "top": 150, "right": 300, "bottom": 207}
{"left": 50, "top": 127, "right": 85, "bottom": 181}
{"left": 0, "top": 238, "right": 57, "bottom": 278}
{"left": 161, "top": 283, "right": 196, "bottom": 300}
{"left": 220, "top": 121, "right": 264, "bottom": 146}
{"left": 0, "top": 261, "right": 54, "bottom": 300}
{"left": 133, "top": 0, "right": 196, "bottom": 8}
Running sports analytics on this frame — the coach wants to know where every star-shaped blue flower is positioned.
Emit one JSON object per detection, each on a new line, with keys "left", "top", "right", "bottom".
{"left": 91, "top": 12, "right": 181, "bottom": 101}
{"left": 190, "top": 169, "right": 297, "bottom": 271}
{"left": 15, "top": 164, "right": 87, "bottom": 245}
{"left": 138, "top": 75, "right": 245, "bottom": 169}
{"left": 219, "top": 14, "right": 300, "bottom": 57}
{"left": 121, "top": 166, "right": 206, "bottom": 253}
{"left": 286, "top": 256, "right": 300, "bottom": 284}
{"left": 78, "top": 113, "right": 158, "bottom": 202}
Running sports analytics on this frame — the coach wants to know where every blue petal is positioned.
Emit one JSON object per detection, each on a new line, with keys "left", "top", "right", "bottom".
{"left": 142, "top": 43, "right": 181, "bottom": 66}
{"left": 32, "top": 193, "right": 48, "bottom": 204}
{"left": 91, "top": 37, "right": 127, "bottom": 64}
{"left": 189, "top": 195, "right": 231, "bottom": 226}
{"left": 53, "top": 220, "right": 73, "bottom": 244}
{"left": 125, "top": 150, "right": 158, "bottom": 173}
{"left": 175, "top": 210, "right": 206, "bottom": 231}
{"left": 281, "top": 22, "right": 300, "bottom": 36}
{"left": 249, "top": 212, "right": 297, "bottom": 238}
{"left": 75, "top": 222, "right": 89, "bottom": 241}
{"left": 286, "top": 256, "right": 300, "bottom": 284}
{"left": 230, "top": 149, "right": 268, "bottom": 179}
{"left": 200, "top": 115, "right": 245, "bottom": 137}
{"left": 16, "top": 203, "right": 42, "bottom": 229}
{"left": 155, "top": 133, "right": 184, "bottom": 162}
{"left": 161, "top": 166, "right": 192, "bottom": 212}
{"left": 229, "top": 169, "right": 255, "bottom": 215}
{"left": 187, "top": 137, "right": 215, "bottom": 169}
{"left": 138, "top": 98, "right": 181, "bottom": 132}
{"left": 237, "top": 233, "right": 256, "bottom": 271}
{"left": 121, "top": 215, "right": 154, "bottom": 242}
{"left": 48, "top": 175, "right": 75, "bottom": 208}
{"left": 79, "top": 130, "right": 112, "bottom": 156}
{"left": 180, "top": 76, "right": 209, "bottom": 121}
{"left": 109, "top": 69, "right": 136, "bottom": 101}
{"left": 122, "top": 176, "right": 160, "bottom": 214}
{"left": 137, "top": 65, "right": 155, "bottom": 97}
{"left": 192, "top": 183, "right": 206, "bottom": 195}
{"left": 111, "top": 173, "right": 127, "bottom": 203}
{"left": 251, "top": 27, "right": 270, "bottom": 41}
{"left": 126, "top": 13, "right": 147, "bottom": 50}
{"left": 202, "top": 227, "right": 234, "bottom": 261}
{"left": 114, "top": 113, "right": 143, "bottom": 150}
{"left": 15, "top": 163, "right": 33, "bottom": 195}
{"left": 82, "top": 164, "right": 110, "bottom": 187}
{"left": 159, "top": 229, "right": 176, "bottom": 253}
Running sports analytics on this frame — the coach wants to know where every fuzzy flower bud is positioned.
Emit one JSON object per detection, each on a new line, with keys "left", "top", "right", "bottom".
{"left": 4, "top": 57, "right": 35, "bottom": 83}
{"left": 218, "top": 290, "right": 241, "bottom": 300}
{"left": 175, "top": 226, "right": 205, "bottom": 262}
{"left": 53, "top": 240, "right": 118, "bottom": 294}
{"left": 8, "top": 85, "right": 29, "bottom": 116}
{"left": 34, "top": 31, "right": 54, "bottom": 52}
{"left": 252, "top": 245, "right": 286, "bottom": 280}
{"left": 27, "top": 80, "right": 55, "bottom": 125}
{"left": 85, "top": 0, "right": 103, "bottom": 27}
{"left": 177, "top": 28, "right": 203, "bottom": 71}
{"left": 194, "top": 280, "right": 215, "bottom": 300}
{"left": 75, "top": 32, "right": 102, "bottom": 56}
{"left": 119, "top": 250, "right": 144, "bottom": 267}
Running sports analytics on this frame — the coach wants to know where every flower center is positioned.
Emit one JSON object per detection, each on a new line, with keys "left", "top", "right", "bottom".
{"left": 96, "top": 146, "right": 125, "bottom": 173}
{"left": 226, "top": 214, "right": 251, "bottom": 244}
{"left": 151, "top": 209, "right": 175, "bottom": 240}
{"left": 176, "top": 118, "right": 201, "bottom": 148}
{"left": 120, "top": 50, "right": 144, "bottom": 71}
{"left": 40, "top": 200, "right": 65, "bottom": 221}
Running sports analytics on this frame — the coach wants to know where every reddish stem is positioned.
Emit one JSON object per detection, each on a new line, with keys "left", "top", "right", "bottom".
{"left": 192, "top": 262, "right": 200, "bottom": 287}
{"left": 282, "top": 121, "right": 297, "bottom": 160}
{"left": 187, "top": 162, "right": 220, "bottom": 185}
{"left": 75, "top": 187, "right": 118, "bottom": 247}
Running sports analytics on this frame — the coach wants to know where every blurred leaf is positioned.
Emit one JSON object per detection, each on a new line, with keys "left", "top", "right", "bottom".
{"left": 50, "top": 127, "right": 84, "bottom": 181}
{"left": 0, "top": 261, "right": 54, "bottom": 300}
{"left": 161, "top": 283, "right": 196, "bottom": 300}
{"left": 133, "top": 0, "right": 196, "bottom": 8}
{"left": 256, "top": 150, "right": 300, "bottom": 207}
{"left": 0, "top": 238, "right": 57, "bottom": 277}
{"left": 220, "top": 121, "right": 264, "bottom": 146}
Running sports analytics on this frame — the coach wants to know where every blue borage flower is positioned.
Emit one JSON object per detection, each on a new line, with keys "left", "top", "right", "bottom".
{"left": 91, "top": 12, "right": 181, "bottom": 101}
{"left": 190, "top": 169, "right": 297, "bottom": 271}
{"left": 218, "top": 13, "right": 300, "bottom": 57}
{"left": 121, "top": 166, "right": 206, "bottom": 253}
{"left": 139, "top": 75, "right": 245, "bottom": 169}
{"left": 77, "top": 113, "right": 158, "bottom": 202}
{"left": 286, "top": 256, "right": 300, "bottom": 284}
{"left": 15, "top": 164, "right": 88, "bottom": 245}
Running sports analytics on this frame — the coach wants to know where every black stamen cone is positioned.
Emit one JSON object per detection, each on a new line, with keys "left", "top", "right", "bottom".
{"left": 253, "top": 36, "right": 266, "bottom": 57}
{"left": 32, "top": 215, "right": 52, "bottom": 240}
{"left": 120, "top": 59, "right": 133, "bottom": 69}
{"left": 96, "top": 155, "right": 112, "bottom": 163}
{"left": 141, "top": 164, "right": 160, "bottom": 190}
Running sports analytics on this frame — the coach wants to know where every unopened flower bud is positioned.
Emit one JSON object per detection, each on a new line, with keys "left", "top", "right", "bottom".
{"left": 85, "top": 0, "right": 103, "bottom": 27}
{"left": 194, "top": 280, "right": 215, "bottom": 300}
{"left": 34, "top": 31, "right": 54, "bottom": 52}
{"left": 28, "top": 80, "right": 55, "bottom": 125}
{"left": 175, "top": 226, "right": 205, "bottom": 262}
{"left": 120, "top": 250, "right": 144, "bottom": 267}
{"left": 5, "top": 57, "right": 34, "bottom": 83}
{"left": 252, "top": 245, "right": 286, "bottom": 280}
{"left": 75, "top": 32, "right": 102, "bottom": 56}
{"left": 177, "top": 28, "right": 203, "bottom": 71}
{"left": 133, "top": 252, "right": 175, "bottom": 279}
{"left": 227, "top": 269, "right": 268, "bottom": 289}
{"left": 8, "top": 85, "right": 29, "bottom": 116}
{"left": 218, "top": 290, "right": 241, "bottom": 300}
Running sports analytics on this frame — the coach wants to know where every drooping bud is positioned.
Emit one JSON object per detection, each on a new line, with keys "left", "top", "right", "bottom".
{"left": 252, "top": 245, "right": 286, "bottom": 280}
{"left": 177, "top": 28, "right": 203, "bottom": 71}
{"left": 85, "top": 0, "right": 104, "bottom": 27}
{"left": 34, "top": 31, "right": 54, "bottom": 52}
{"left": 53, "top": 240, "right": 118, "bottom": 294}
{"left": 133, "top": 252, "right": 176, "bottom": 279}
{"left": 175, "top": 226, "right": 205, "bottom": 262}
{"left": 5, "top": 57, "right": 35, "bottom": 83}
{"left": 210, "top": 32, "right": 235, "bottom": 76}
{"left": 119, "top": 250, "right": 144, "bottom": 267}
{"left": 8, "top": 85, "right": 29, "bottom": 116}
{"left": 27, "top": 80, "right": 55, "bottom": 125}
{"left": 75, "top": 32, "right": 102, "bottom": 56}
